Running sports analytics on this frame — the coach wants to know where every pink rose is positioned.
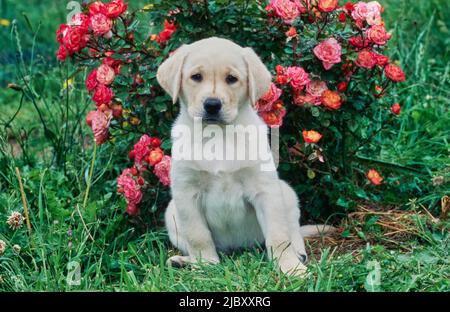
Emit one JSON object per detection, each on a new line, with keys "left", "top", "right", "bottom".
{"left": 285, "top": 66, "right": 310, "bottom": 90}
{"left": 89, "top": 13, "right": 113, "bottom": 36}
{"left": 366, "top": 25, "right": 390, "bottom": 45}
{"left": 366, "top": 1, "right": 383, "bottom": 25}
{"left": 88, "top": 109, "right": 112, "bottom": 145}
{"left": 256, "top": 83, "right": 282, "bottom": 112}
{"left": 268, "top": 0, "right": 300, "bottom": 24}
{"left": 96, "top": 64, "right": 115, "bottom": 85}
{"left": 117, "top": 168, "right": 143, "bottom": 216}
{"left": 154, "top": 155, "right": 171, "bottom": 186}
{"left": 313, "top": 38, "right": 342, "bottom": 70}
{"left": 352, "top": 1, "right": 382, "bottom": 25}
{"left": 355, "top": 50, "right": 377, "bottom": 69}
{"left": 306, "top": 80, "right": 328, "bottom": 97}
{"left": 86, "top": 69, "right": 98, "bottom": 93}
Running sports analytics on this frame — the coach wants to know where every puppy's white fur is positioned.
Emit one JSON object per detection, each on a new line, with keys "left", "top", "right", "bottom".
{"left": 157, "top": 37, "right": 333, "bottom": 276}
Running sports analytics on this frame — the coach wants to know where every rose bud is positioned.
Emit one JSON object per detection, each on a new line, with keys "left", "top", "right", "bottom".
{"left": 130, "top": 167, "right": 139, "bottom": 176}
{"left": 151, "top": 137, "right": 161, "bottom": 147}
{"left": 128, "top": 150, "right": 136, "bottom": 159}
{"left": 337, "top": 81, "right": 348, "bottom": 93}
{"left": 391, "top": 103, "right": 401, "bottom": 115}
{"left": 338, "top": 12, "right": 346, "bottom": 23}
{"left": 112, "top": 103, "right": 123, "bottom": 118}
{"left": 129, "top": 117, "right": 141, "bottom": 125}
{"left": 137, "top": 176, "right": 145, "bottom": 186}
{"left": 7, "top": 83, "right": 22, "bottom": 91}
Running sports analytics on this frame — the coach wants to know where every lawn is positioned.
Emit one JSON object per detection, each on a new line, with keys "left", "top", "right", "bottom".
{"left": 0, "top": 0, "right": 449, "bottom": 292}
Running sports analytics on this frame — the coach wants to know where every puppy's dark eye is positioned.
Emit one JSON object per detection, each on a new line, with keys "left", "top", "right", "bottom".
{"left": 226, "top": 74, "right": 238, "bottom": 84}
{"left": 191, "top": 73, "right": 203, "bottom": 82}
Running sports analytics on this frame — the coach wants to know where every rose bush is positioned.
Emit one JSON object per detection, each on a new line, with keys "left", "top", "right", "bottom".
{"left": 56, "top": 0, "right": 406, "bottom": 219}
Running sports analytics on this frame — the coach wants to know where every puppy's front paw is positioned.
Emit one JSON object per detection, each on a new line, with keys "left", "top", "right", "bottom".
{"left": 167, "top": 255, "right": 190, "bottom": 268}
{"left": 278, "top": 256, "right": 308, "bottom": 277}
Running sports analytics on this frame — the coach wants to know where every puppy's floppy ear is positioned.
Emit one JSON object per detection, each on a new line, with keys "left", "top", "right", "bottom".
{"left": 242, "top": 47, "right": 272, "bottom": 106}
{"left": 156, "top": 45, "right": 189, "bottom": 104}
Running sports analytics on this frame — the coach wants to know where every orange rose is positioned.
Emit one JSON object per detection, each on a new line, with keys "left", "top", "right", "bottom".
{"left": 367, "top": 169, "right": 383, "bottom": 185}
{"left": 318, "top": 0, "right": 338, "bottom": 13}
{"left": 321, "top": 90, "right": 342, "bottom": 110}
{"left": 146, "top": 147, "right": 164, "bottom": 166}
{"left": 303, "top": 130, "right": 322, "bottom": 143}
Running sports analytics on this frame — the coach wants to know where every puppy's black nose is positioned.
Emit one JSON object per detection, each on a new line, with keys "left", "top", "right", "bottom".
{"left": 203, "top": 98, "right": 222, "bottom": 115}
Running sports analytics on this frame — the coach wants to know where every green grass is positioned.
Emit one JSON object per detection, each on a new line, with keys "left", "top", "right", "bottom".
{"left": 0, "top": 0, "right": 449, "bottom": 292}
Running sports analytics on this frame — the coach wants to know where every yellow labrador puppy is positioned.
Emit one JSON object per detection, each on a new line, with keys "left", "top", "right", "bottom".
{"left": 157, "top": 37, "right": 332, "bottom": 276}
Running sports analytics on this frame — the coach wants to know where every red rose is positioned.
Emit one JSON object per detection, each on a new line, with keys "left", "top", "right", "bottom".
{"left": 375, "top": 53, "right": 389, "bottom": 66}
{"left": 89, "top": 1, "right": 106, "bottom": 15}
{"left": 384, "top": 64, "right": 406, "bottom": 82}
{"left": 275, "top": 65, "right": 285, "bottom": 75}
{"left": 391, "top": 103, "right": 401, "bottom": 115}
{"left": 355, "top": 50, "right": 377, "bottom": 69}
{"left": 338, "top": 12, "right": 347, "bottom": 23}
{"left": 321, "top": 90, "right": 342, "bottom": 110}
{"left": 102, "top": 0, "right": 128, "bottom": 18}
{"left": 349, "top": 36, "right": 368, "bottom": 49}
{"left": 344, "top": 1, "right": 354, "bottom": 12}
{"left": 86, "top": 69, "right": 98, "bottom": 93}
{"left": 69, "top": 13, "right": 89, "bottom": 32}
{"left": 57, "top": 45, "right": 68, "bottom": 61}
{"left": 303, "top": 130, "right": 322, "bottom": 143}
{"left": 93, "top": 84, "right": 113, "bottom": 105}
{"left": 157, "top": 20, "right": 177, "bottom": 43}
{"left": 337, "top": 81, "right": 348, "bottom": 93}
{"left": 61, "top": 26, "right": 90, "bottom": 55}
{"left": 276, "top": 75, "right": 288, "bottom": 85}
{"left": 137, "top": 176, "right": 145, "bottom": 186}
{"left": 317, "top": 0, "right": 338, "bottom": 13}
{"left": 56, "top": 24, "right": 69, "bottom": 44}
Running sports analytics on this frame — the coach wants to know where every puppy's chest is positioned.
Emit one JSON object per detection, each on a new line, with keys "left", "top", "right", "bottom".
{"left": 201, "top": 173, "right": 249, "bottom": 228}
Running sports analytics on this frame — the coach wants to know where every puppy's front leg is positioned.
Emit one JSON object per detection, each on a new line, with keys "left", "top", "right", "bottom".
{"left": 251, "top": 186, "right": 307, "bottom": 277}
{"left": 168, "top": 188, "right": 219, "bottom": 268}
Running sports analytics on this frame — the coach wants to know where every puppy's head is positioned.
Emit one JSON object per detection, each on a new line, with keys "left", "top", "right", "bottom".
{"left": 157, "top": 37, "right": 271, "bottom": 124}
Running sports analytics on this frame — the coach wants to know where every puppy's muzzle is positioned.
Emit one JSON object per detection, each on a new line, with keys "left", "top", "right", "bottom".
{"left": 203, "top": 97, "right": 222, "bottom": 122}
